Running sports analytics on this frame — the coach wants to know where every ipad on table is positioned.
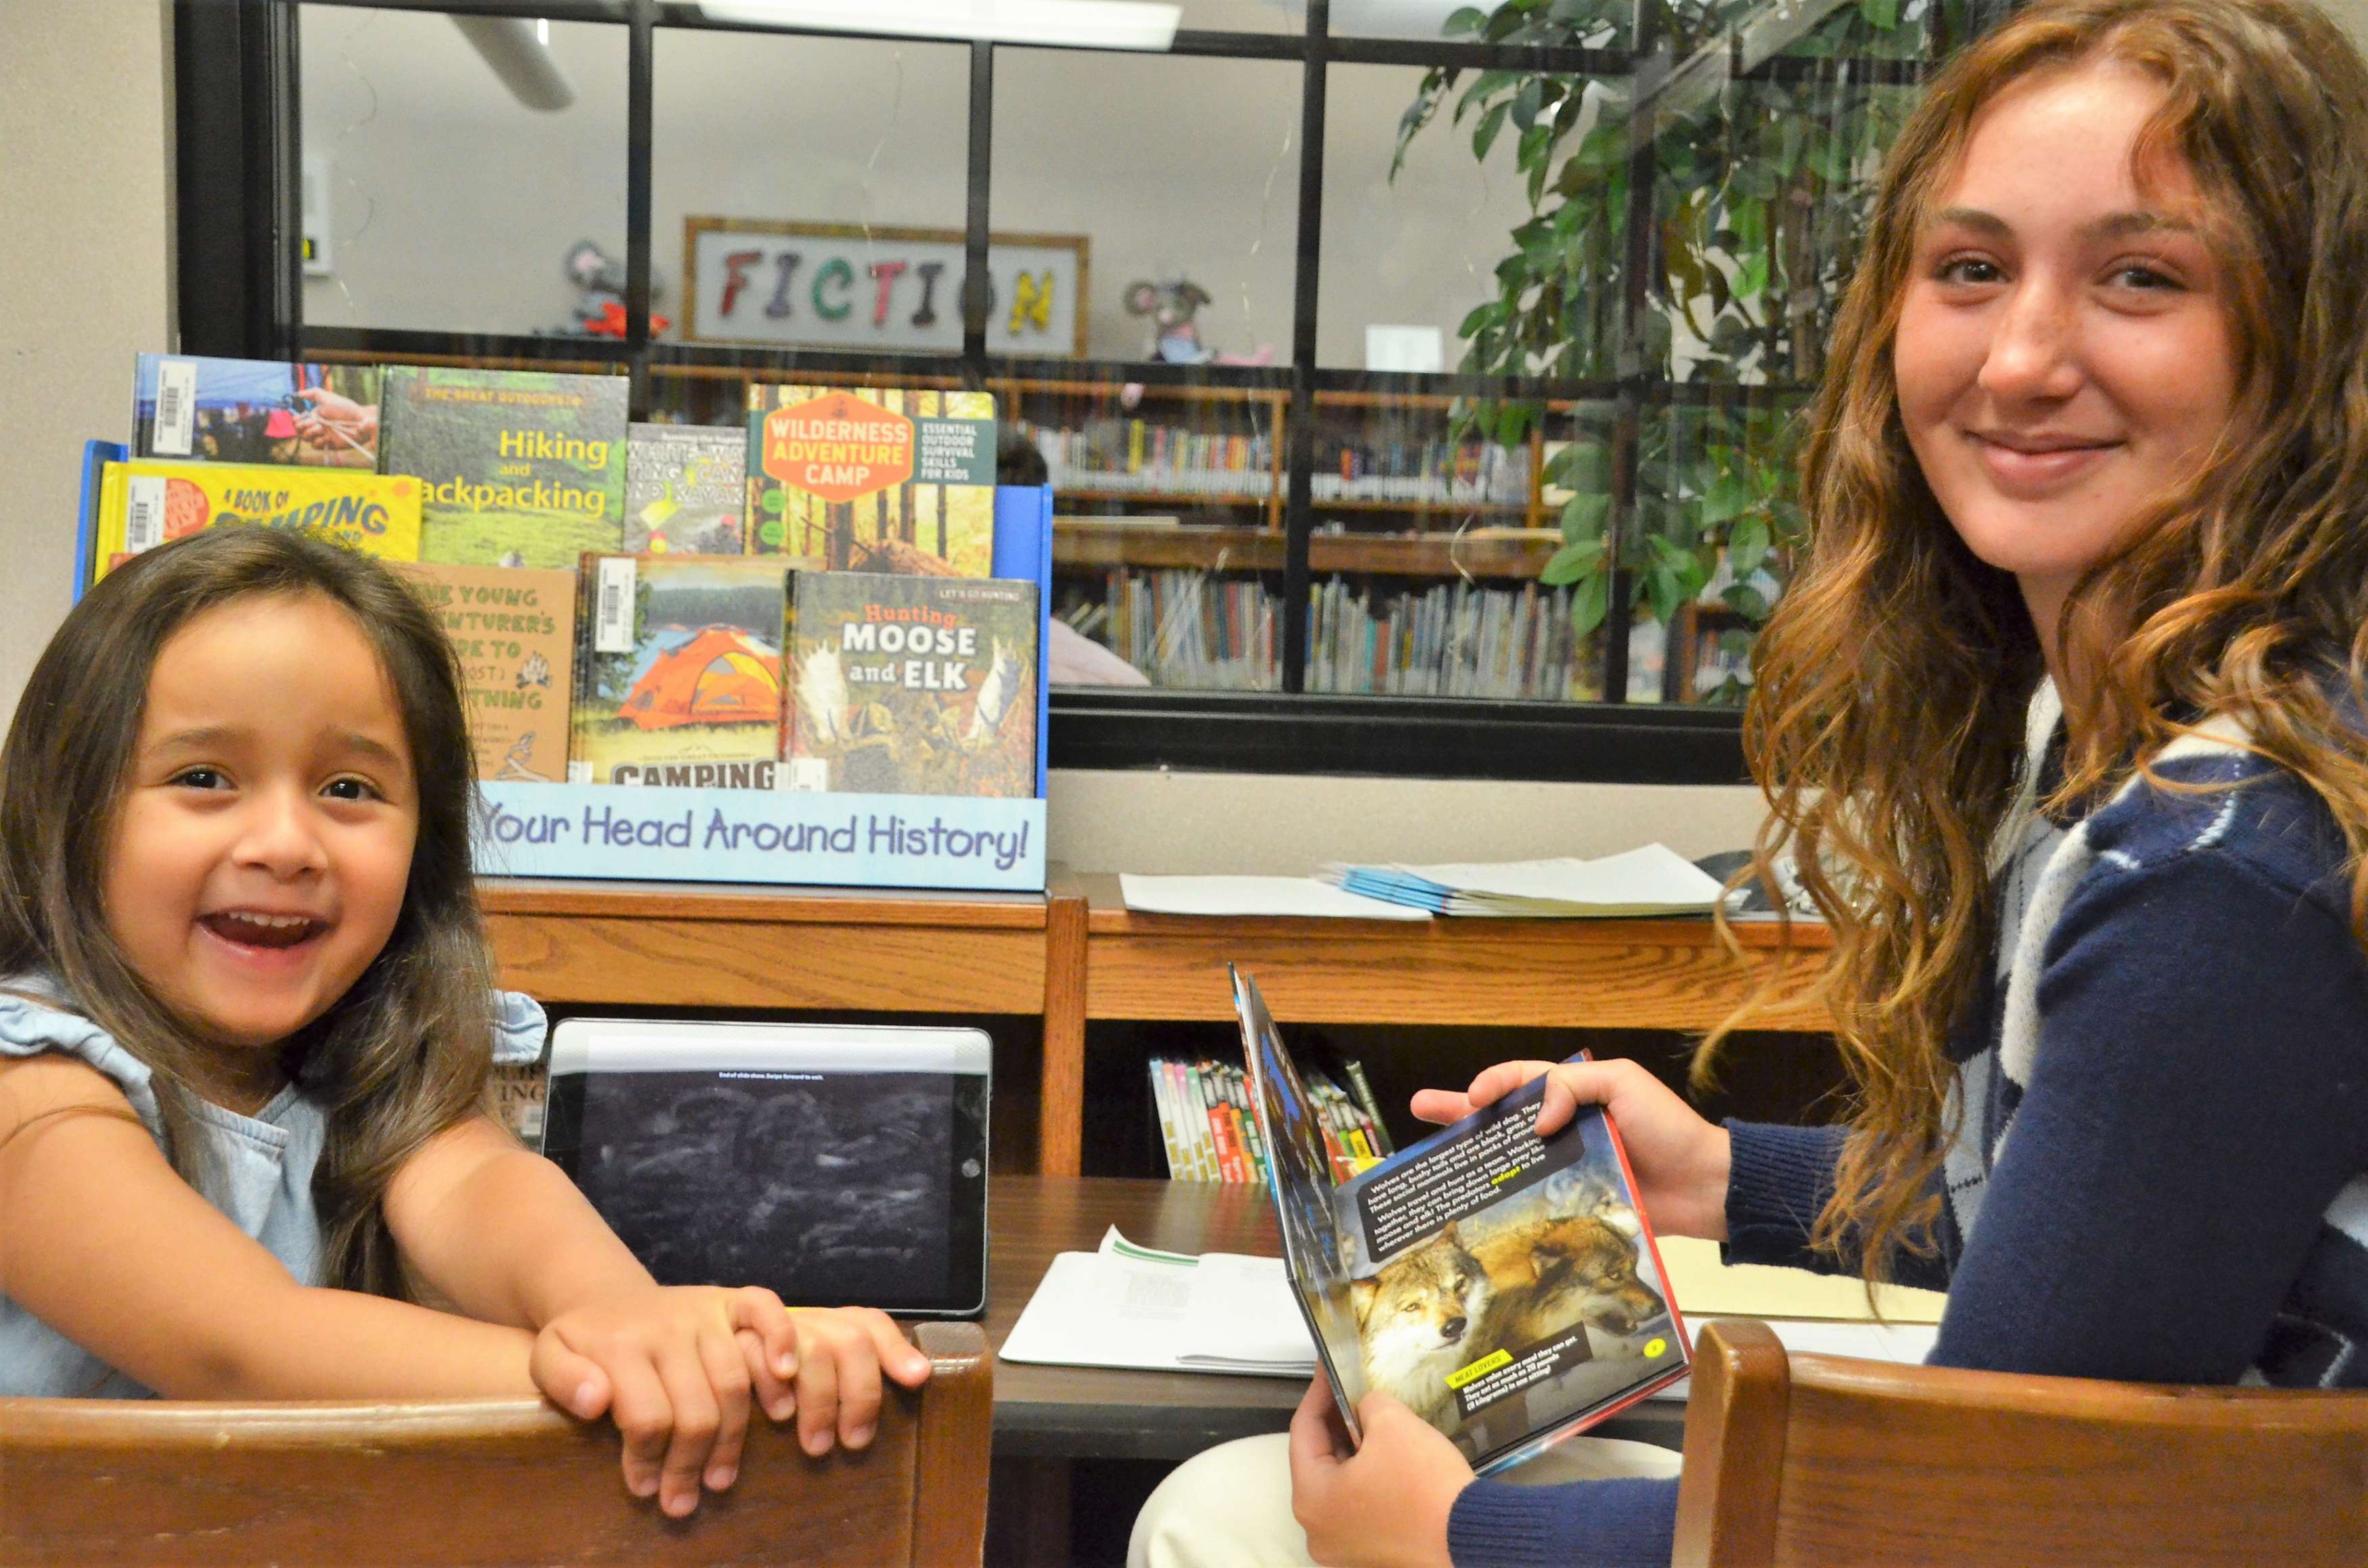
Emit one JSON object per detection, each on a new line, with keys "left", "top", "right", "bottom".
{"left": 541, "top": 1018, "right": 991, "bottom": 1318}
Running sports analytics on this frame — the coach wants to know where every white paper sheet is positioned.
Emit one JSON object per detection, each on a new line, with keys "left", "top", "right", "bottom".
{"left": 1401, "top": 845, "right": 1726, "bottom": 913}
{"left": 1119, "top": 873, "right": 1432, "bottom": 921}
{"left": 997, "top": 1228, "right": 1318, "bottom": 1377}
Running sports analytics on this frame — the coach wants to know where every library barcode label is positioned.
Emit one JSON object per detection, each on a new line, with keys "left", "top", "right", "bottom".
{"left": 152, "top": 359, "right": 198, "bottom": 456}
{"left": 593, "top": 557, "right": 637, "bottom": 653}
{"left": 124, "top": 476, "right": 167, "bottom": 553}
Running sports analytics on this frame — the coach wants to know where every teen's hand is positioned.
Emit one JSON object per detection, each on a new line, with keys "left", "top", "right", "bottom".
{"left": 775, "top": 1306, "right": 935, "bottom": 1458}
{"left": 529, "top": 1284, "right": 800, "bottom": 1517}
{"left": 1288, "top": 1379, "right": 1471, "bottom": 1568}
{"left": 1411, "top": 1058, "right": 1733, "bottom": 1240}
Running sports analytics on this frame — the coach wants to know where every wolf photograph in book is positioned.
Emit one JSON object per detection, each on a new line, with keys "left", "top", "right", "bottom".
{"left": 1231, "top": 967, "right": 1686, "bottom": 1475}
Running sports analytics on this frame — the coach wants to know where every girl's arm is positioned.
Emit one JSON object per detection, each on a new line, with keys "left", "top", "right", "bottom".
{"left": 384, "top": 1113, "right": 930, "bottom": 1518}
{"left": 0, "top": 1055, "right": 539, "bottom": 1400}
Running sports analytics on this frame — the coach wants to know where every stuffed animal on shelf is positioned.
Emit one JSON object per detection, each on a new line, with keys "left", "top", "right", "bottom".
{"left": 1125, "top": 277, "right": 1216, "bottom": 364}
{"left": 559, "top": 239, "right": 670, "bottom": 338}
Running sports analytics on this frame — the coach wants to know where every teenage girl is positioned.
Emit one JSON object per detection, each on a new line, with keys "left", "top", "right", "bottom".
{"left": 1135, "top": 2, "right": 2368, "bottom": 1563}
{"left": 0, "top": 528, "right": 931, "bottom": 1519}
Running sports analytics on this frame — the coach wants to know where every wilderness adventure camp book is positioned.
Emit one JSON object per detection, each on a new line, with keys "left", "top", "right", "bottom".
{"left": 568, "top": 553, "right": 799, "bottom": 788}
{"left": 88, "top": 459, "right": 422, "bottom": 586}
{"left": 399, "top": 563, "right": 576, "bottom": 784}
{"left": 780, "top": 571, "right": 1039, "bottom": 800}
{"left": 624, "top": 423, "right": 746, "bottom": 554}
{"left": 1231, "top": 967, "right": 1690, "bottom": 1475}
{"left": 381, "top": 367, "right": 628, "bottom": 568}
{"left": 745, "top": 385, "right": 997, "bottom": 575}
{"left": 133, "top": 354, "right": 382, "bottom": 469}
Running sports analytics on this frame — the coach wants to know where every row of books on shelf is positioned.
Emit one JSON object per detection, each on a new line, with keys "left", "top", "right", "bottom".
{"left": 1308, "top": 439, "right": 1532, "bottom": 508}
{"left": 1022, "top": 423, "right": 1275, "bottom": 500}
{"left": 85, "top": 355, "right": 1046, "bottom": 801}
{"left": 1304, "top": 576, "right": 1581, "bottom": 701}
{"left": 1058, "top": 569, "right": 1283, "bottom": 691}
{"left": 1149, "top": 1054, "right": 1395, "bottom": 1184}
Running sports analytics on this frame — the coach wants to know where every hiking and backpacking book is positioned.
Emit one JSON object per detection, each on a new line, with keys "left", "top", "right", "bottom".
{"left": 399, "top": 563, "right": 576, "bottom": 783}
{"left": 381, "top": 367, "right": 628, "bottom": 568}
{"left": 1231, "top": 966, "right": 1689, "bottom": 1475}
{"left": 745, "top": 385, "right": 997, "bottom": 575}
{"left": 133, "top": 354, "right": 382, "bottom": 469}
{"left": 624, "top": 423, "right": 746, "bottom": 554}
{"left": 568, "top": 553, "right": 798, "bottom": 788}
{"left": 87, "top": 459, "right": 422, "bottom": 586}
{"left": 780, "top": 571, "right": 1038, "bottom": 799}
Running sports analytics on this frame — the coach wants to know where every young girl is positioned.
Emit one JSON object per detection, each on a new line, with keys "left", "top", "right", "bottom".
{"left": 1135, "top": 2, "right": 2368, "bottom": 1564}
{"left": 0, "top": 527, "right": 931, "bottom": 1520}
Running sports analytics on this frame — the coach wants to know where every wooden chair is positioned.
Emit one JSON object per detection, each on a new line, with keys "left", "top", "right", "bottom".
{"left": 1672, "top": 1318, "right": 2368, "bottom": 1567}
{"left": 0, "top": 1320, "right": 991, "bottom": 1568}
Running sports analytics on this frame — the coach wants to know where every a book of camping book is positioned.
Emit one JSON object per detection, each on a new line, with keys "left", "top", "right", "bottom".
{"left": 568, "top": 553, "right": 801, "bottom": 788}
{"left": 87, "top": 459, "right": 422, "bottom": 586}
{"left": 780, "top": 571, "right": 1039, "bottom": 799}
{"left": 745, "top": 386, "right": 997, "bottom": 575}
{"left": 624, "top": 423, "right": 746, "bottom": 554}
{"left": 133, "top": 354, "right": 382, "bottom": 469}
{"left": 381, "top": 367, "right": 628, "bottom": 568}
{"left": 1230, "top": 967, "right": 1689, "bottom": 1476}
{"left": 399, "top": 563, "right": 576, "bottom": 784}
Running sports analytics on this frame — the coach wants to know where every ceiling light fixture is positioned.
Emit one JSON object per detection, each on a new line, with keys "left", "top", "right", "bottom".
{"left": 698, "top": 0, "right": 1181, "bottom": 51}
{"left": 449, "top": 15, "right": 577, "bottom": 111}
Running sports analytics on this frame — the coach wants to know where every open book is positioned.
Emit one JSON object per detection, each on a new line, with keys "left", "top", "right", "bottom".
{"left": 1231, "top": 966, "right": 1690, "bottom": 1476}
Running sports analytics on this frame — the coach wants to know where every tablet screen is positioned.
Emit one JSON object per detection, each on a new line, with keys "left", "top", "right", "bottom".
{"left": 541, "top": 1020, "right": 991, "bottom": 1317}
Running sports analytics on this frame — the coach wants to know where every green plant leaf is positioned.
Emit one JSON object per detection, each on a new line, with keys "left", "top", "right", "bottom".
{"left": 1511, "top": 77, "right": 1544, "bottom": 133}
{"left": 1859, "top": 0, "right": 1900, "bottom": 30}
{"left": 1540, "top": 538, "right": 1603, "bottom": 585}
{"left": 1572, "top": 568, "right": 1610, "bottom": 637}
{"left": 1700, "top": 471, "right": 1755, "bottom": 526}
{"left": 1443, "top": 4, "right": 1488, "bottom": 33}
{"left": 1558, "top": 492, "right": 1612, "bottom": 543}
{"left": 1727, "top": 515, "right": 1770, "bottom": 576}
{"left": 1735, "top": 248, "right": 1771, "bottom": 302}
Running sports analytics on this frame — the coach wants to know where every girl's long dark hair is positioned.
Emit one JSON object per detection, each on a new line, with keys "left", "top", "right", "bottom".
{"left": 0, "top": 528, "right": 495, "bottom": 1297}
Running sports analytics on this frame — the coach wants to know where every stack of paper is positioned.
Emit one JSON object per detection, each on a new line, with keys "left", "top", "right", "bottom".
{"left": 1319, "top": 844, "right": 1729, "bottom": 918}
{"left": 1645, "top": 1235, "right": 1944, "bottom": 1399}
{"left": 998, "top": 1228, "right": 1317, "bottom": 1377}
{"left": 1118, "top": 874, "right": 1431, "bottom": 921}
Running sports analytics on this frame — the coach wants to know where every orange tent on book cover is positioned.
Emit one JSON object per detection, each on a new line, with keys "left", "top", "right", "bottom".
{"left": 620, "top": 625, "right": 781, "bottom": 730}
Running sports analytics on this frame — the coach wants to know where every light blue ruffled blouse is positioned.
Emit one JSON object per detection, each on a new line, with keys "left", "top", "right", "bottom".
{"left": 0, "top": 983, "right": 547, "bottom": 1398}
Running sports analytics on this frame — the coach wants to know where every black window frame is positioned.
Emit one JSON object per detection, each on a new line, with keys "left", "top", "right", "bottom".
{"left": 170, "top": 0, "right": 2007, "bottom": 782}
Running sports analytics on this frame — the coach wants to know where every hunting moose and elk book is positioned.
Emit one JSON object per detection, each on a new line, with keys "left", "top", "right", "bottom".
{"left": 744, "top": 385, "right": 997, "bottom": 574}
{"left": 1231, "top": 967, "right": 1689, "bottom": 1476}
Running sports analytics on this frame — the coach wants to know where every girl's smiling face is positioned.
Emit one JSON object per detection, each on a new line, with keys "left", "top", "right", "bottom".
{"left": 105, "top": 593, "right": 417, "bottom": 1094}
{"left": 1894, "top": 62, "right": 2241, "bottom": 646}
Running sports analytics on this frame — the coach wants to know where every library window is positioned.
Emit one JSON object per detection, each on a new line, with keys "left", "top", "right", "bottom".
{"left": 198, "top": 0, "right": 2005, "bottom": 781}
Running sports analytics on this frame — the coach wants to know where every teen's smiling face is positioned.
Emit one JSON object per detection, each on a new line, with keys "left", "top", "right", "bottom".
{"left": 105, "top": 593, "right": 417, "bottom": 1090}
{"left": 1894, "top": 62, "right": 2241, "bottom": 647}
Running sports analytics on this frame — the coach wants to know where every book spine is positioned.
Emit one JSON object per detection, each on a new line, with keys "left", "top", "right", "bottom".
{"left": 1339, "top": 1059, "right": 1394, "bottom": 1156}
{"left": 1187, "top": 1061, "right": 1225, "bottom": 1180}
{"left": 1204, "top": 1064, "right": 1244, "bottom": 1182}
{"left": 1147, "top": 1057, "right": 1183, "bottom": 1179}
{"left": 1224, "top": 1064, "right": 1269, "bottom": 1187}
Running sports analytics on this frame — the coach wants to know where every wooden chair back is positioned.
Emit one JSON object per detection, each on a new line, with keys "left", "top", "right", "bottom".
{"left": 0, "top": 1320, "right": 991, "bottom": 1568}
{"left": 1672, "top": 1318, "right": 2368, "bottom": 1567}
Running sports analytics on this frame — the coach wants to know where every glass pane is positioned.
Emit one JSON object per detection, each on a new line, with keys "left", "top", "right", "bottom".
{"left": 1302, "top": 394, "right": 1606, "bottom": 701}
{"left": 298, "top": 7, "right": 627, "bottom": 338}
{"left": 1326, "top": 0, "right": 1631, "bottom": 48}
{"left": 1028, "top": 379, "right": 1285, "bottom": 691}
{"left": 1177, "top": 0, "right": 1301, "bottom": 30}
{"left": 1317, "top": 64, "right": 1543, "bottom": 372}
{"left": 1619, "top": 392, "right": 1804, "bottom": 706}
{"left": 654, "top": 30, "right": 976, "bottom": 358}
{"left": 993, "top": 49, "right": 1301, "bottom": 367}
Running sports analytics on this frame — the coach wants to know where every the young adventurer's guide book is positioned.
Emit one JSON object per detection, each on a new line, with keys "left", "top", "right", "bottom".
{"left": 781, "top": 571, "right": 1039, "bottom": 799}
{"left": 1231, "top": 967, "right": 1689, "bottom": 1475}
{"left": 399, "top": 563, "right": 576, "bottom": 785}
{"left": 381, "top": 367, "right": 628, "bottom": 568}
{"left": 746, "top": 385, "right": 997, "bottom": 574}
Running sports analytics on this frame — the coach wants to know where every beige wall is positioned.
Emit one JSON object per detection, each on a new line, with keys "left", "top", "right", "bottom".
{"left": 0, "top": 0, "right": 174, "bottom": 731}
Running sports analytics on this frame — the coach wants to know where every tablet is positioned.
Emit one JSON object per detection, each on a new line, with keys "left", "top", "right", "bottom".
{"left": 541, "top": 1018, "right": 991, "bottom": 1317}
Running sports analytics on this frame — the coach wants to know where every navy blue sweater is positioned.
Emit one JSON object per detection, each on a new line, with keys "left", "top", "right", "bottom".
{"left": 1447, "top": 731, "right": 2368, "bottom": 1567}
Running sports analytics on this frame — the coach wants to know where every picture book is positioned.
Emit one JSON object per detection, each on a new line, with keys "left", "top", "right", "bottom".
{"left": 380, "top": 367, "right": 628, "bottom": 568}
{"left": 781, "top": 571, "right": 1038, "bottom": 799}
{"left": 88, "top": 459, "right": 423, "bottom": 586}
{"left": 746, "top": 385, "right": 997, "bottom": 575}
{"left": 133, "top": 354, "right": 381, "bottom": 469}
{"left": 624, "top": 423, "right": 746, "bottom": 554}
{"left": 1231, "top": 967, "right": 1689, "bottom": 1476}
{"left": 568, "top": 553, "right": 800, "bottom": 789}
{"left": 399, "top": 562, "right": 576, "bottom": 784}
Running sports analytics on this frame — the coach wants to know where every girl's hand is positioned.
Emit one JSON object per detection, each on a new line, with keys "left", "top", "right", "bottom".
{"left": 775, "top": 1306, "right": 936, "bottom": 1459}
{"left": 1287, "top": 1379, "right": 1471, "bottom": 1568}
{"left": 530, "top": 1284, "right": 800, "bottom": 1517}
{"left": 1410, "top": 1059, "right": 1733, "bottom": 1240}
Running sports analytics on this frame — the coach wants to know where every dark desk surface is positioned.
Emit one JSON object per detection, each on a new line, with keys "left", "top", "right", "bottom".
{"left": 986, "top": 1174, "right": 1685, "bottom": 1461}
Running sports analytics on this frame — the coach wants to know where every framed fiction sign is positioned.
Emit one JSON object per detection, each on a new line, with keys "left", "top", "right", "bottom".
{"left": 683, "top": 218, "right": 1089, "bottom": 357}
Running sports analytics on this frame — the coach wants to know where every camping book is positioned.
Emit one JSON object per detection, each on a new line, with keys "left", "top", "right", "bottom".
{"left": 381, "top": 367, "right": 628, "bottom": 568}
{"left": 624, "top": 423, "right": 746, "bottom": 554}
{"left": 1230, "top": 967, "right": 1689, "bottom": 1477}
{"left": 745, "top": 385, "right": 997, "bottom": 575}
{"left": 133, "top": 354, "right": 381, "bottom": 469}
{"left": 399, "top": 562, "right": 576, "bottom": 784}
{"left": 780, "top": 570, "right": 1039, "bottom": 800}
{"left": 568, "top": 553, "right": 806, "bottom": 789}
{"left": 87, "top": 459, "right": 423, "bottom": 586}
